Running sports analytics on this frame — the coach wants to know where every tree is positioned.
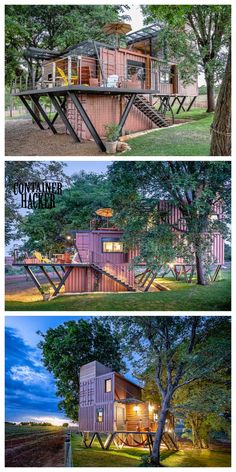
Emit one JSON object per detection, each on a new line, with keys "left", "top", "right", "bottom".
{"left": 210, "top": 42, "right": 231, "bottom": 155}
{"left": 37, "top": 318, "right": 125, "bottom": 421}
{"left": 109, "top": 161, "right": 231, "bottom": 285}
{"left": 18, "top": 171, "right": 111, "bottom": 254}
{"left": 112, "top": 316, "right": 231, "bottom": 466}
{"left": 174, "top": 376, "right": 230, "bottom": 448}
{"left": 5, "top": 5, "right": 130, "bottom": 85}
{"left": 5, "top": 161, "right": 69, "bottom": 245}
{"left": 143, "top": 5, "right": 231, "bottom": 112}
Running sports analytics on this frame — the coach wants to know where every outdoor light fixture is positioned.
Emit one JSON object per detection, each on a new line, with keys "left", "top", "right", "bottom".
{"left": 148, "top": 404, "right": 154, "bottom": 412}
{"left": 133, "top": 405, "right": 139, "bottom": 413}
{"left": 66, "top": 235, "right": 72, "bottom": 241}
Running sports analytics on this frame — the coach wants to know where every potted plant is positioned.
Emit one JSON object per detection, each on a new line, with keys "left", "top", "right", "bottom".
{"left": 104, "top": 123, "right": 120, "bottom": 154}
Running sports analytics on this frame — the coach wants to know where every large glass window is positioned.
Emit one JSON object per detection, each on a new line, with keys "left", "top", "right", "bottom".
{"left": 102, "top": 238, "right": 124, "bottom": 253}
{"left": 105, "top": 378, "right": 112, "bottom": 393}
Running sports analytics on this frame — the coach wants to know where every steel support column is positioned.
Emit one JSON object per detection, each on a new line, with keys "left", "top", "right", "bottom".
{"left": 19, "top": 96, "right": 45, "bottom": 130}
{"left": 118, "top": 93, "right": 136, "bottom": 134}
{"left": 48, "top": 93, "right": 80, "bottom": 142}
{"left": 30, "top": 95, "right": 57, "bottom": 134}
{"left": 186, "top": 95, "right": 197, "bottom": 112}
{"left": 51, "top": 96, "right": 67, "bottom": 125}
{"left": 176, "top": 96, "right": 187, "bottom": 114}
{"left": 52, "top": 266, "right": 74, "bottom": 296}
{"left": 38, "top": 265, "right": 57, "bottom": 291}
{"left": 68, "top": 92, "right": 106, "bottom": 152}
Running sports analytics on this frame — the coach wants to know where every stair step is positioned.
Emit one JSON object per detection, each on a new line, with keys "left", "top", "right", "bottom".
{"left": 130, "top": 94, "right": 169, "bottom": 128}
{"left": 91, "top": 264, "right": 135, "bottom": 291}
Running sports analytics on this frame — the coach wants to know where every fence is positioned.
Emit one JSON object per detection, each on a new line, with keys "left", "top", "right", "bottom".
{"left": 64, "top": 432, "right": 73, "bottom": 467}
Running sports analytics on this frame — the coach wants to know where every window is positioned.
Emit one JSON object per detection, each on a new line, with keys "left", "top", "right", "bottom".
{"left": 105, "top": 378, "right": 112, "bottom": 393}
{"left": 127, "top": 60, "right": 146, "bottom": 83}
{"left": 160, "top": 67, "right": 171, "bottom": 84}
{"left": 96, "top": 407, "right": 104, "bottom": 423}
{"left": 102, "top": 238, "right": 124, "bottom": 253}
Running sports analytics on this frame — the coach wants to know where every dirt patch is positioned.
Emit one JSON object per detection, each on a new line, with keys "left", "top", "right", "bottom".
{"left": 5, "top": 431, "right": 65, "bottom": 467}
{"left": 5, "top": 119, "right": 105, "bottom": 156}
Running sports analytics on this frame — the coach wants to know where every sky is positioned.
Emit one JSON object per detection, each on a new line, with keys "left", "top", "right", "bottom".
{"left": 5, "top": 316, "right": 138, "bottom": 424}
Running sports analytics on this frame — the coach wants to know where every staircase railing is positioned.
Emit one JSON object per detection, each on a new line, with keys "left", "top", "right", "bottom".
{"left": 91, "top": 252, "right": 135, "bottom": 288}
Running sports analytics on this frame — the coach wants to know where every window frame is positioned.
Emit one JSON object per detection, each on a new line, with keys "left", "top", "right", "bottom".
{"left": 160, "top": 67, "right": 171, "bottom": 84}
{"left": 101, "top": 237, "right": 124, "bottom": 254}
{"left": 96, "top": 407, "right": 104, "bottom": 423}
{"left": 105, "top": 378, "right": 112, "bottom": 393}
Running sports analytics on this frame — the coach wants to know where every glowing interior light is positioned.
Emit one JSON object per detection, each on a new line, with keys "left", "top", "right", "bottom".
{"left": 133, "top": 405, "right": 139, "bottom": 412}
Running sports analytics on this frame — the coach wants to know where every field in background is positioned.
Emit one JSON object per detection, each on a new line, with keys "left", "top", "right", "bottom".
{"left": 5, "top": 424, "right": 65, "bottom": 467}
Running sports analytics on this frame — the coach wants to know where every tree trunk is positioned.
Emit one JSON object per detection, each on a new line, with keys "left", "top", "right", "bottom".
{"left": 210, "top": 45, "right": 231, "bottom": 156}
{"left": 195, "top": 249, "right": 208, "bottom": 286}
{"left": 206, "top": 77, "right": 215, "bottom": 113}
{"left": 151, "top": 394, "right": 171, "bottom": 466}
{"left": 191, "top": 419, "right": 208, "bottom": 449}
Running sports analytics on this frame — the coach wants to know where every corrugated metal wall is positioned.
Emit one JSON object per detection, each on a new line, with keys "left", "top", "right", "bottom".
{"left": 67, "top": 94, "right": 154, "bottom": 140}
{"left": 64, "top": 267, "right": 128, "bottom": 293}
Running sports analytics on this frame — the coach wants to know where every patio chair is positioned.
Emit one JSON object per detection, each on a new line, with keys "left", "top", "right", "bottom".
{"left": 33, "top": 251, "right": 51, "bottom": 263}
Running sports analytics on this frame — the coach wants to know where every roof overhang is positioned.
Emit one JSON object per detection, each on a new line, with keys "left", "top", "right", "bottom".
{"left": 126, "top": 23, "right": 162, "bottom": 45}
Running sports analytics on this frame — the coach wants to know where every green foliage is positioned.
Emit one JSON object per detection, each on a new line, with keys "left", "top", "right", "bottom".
{"left": 224, "top": 244, "right": 231, "bottom": 261}
{"left": 37, "top": 318, "right": 125, "bottom": 421}
{"left": 104, "top": 123, "right": 120, "bottom": 142}
{"left": 142, "top": 5, "right": 231, "bottom": 85}
{"left": 18, "top": 171, "right": 111, "bottom": 254}
{"left": 5, "top": 161, "right": 68, "bottom": 245}
{"left": 109, "top": 161, "right": 231, "bottom": 283}
{"left": 5, "top": 5, "right": 130, "bottom": 85}
{"left": 111, "top": 316, "right": 231, "bottom": 453}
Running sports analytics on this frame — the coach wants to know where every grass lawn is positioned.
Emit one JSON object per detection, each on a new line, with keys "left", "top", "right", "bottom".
{"left": 71, "top": 435, "right": 230, "bottom": 467}
{"left": 5, "top": 271, "right": 231, "bottom": 311}
{"left": 122, "top": 109, "right": 213, "bottom": 156}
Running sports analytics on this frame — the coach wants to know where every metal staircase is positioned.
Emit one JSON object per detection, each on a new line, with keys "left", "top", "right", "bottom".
{"left": 127, "top": 94, "right": 170, "bottom": 128}
{"left": 161, "top": 432, "right": 178, "bottom": 450}
{"left": 91, "top": 263, "right": 136, "bottom": 292}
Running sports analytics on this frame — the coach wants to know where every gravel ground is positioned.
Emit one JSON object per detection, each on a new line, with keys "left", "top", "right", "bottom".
{"left": 5, "top": 119, "right": 105, "bottom": 156}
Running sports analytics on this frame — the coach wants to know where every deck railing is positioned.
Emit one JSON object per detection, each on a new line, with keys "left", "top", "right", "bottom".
{"left": 11, "top": 53, "right": 161, "bottom": 92}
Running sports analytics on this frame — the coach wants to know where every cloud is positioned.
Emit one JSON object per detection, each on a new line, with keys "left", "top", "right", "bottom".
{"left": 5, "top": 327, "right": 66, "bottom": 423}
{"left": 9, "top": 365, "right": 48, "bottom": 385}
